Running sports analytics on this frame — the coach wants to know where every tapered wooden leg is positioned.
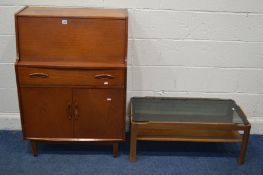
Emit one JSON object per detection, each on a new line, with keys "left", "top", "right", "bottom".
{"left": 239, "top": 126, "right": 251, "bottom": 164}
{"left": 113, "top": 143, "right": 119, "bottom": 158}
{"left": 31, "top": 141, "right": 38, "bottom": 157}
{"left": 130, "top": 123, "right": 137, "bottom": 162}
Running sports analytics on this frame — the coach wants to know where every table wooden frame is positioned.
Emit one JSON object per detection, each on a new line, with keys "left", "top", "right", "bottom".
{"left": 129, "top": 98, "right": 251, "bottom": 164}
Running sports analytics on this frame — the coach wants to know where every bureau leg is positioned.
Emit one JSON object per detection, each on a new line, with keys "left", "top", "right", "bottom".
{"left": 130, "top": 123, "right": 137, "bottom": 162}
{"left": 113, "top": 143, "right": 119, "bottom": 157}
{"left": 239, "top": 126, "right": 251, "bottom": 164}
{"left": 31, "top": 141, "right": 38, "bottom": 157}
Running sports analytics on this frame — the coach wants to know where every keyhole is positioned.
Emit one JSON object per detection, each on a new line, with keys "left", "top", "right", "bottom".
{"left": 62, "top": 19, "right": 68, "bottom": 25}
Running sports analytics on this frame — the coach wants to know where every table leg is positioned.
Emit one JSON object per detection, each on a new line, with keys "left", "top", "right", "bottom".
{"left": 113, "top": 142, "right": 119, "bottom": 158}
{"left": 130, "top": 123, "right": 137, "bottom": 162}
{"left": 239, "top": 126, "right": 251, "bottom": 164}
{"left": 31, "top": 141, "right": 38, "bottom": 156}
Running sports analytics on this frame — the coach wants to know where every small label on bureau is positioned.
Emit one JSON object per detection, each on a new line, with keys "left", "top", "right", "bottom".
{"left": 62, "top": 19, "right": 68, "bottom": 25}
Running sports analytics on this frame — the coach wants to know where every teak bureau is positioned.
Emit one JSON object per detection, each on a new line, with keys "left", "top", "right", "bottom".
{"left": 15, "top": 7, "right": 128, "bottom": 156}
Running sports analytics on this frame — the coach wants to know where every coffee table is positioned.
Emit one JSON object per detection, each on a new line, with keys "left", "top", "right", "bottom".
{"left": 129, "top": 97, "right": 251, "bottom": 164}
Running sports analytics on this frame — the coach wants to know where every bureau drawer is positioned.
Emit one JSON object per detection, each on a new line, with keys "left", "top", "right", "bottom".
{"left": 17, "top": 67, "right": 125, "bottom": 87}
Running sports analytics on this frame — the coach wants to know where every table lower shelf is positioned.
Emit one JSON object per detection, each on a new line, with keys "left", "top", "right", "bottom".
{"left": 137, "top": 130, "right": 242, "bottom": 143}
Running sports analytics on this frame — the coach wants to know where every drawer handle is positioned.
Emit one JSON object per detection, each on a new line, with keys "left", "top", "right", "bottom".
{"left": 95, "top": 74, "right": 114, "bottom": 79}
{"left": 29, "top": 73, "right": 49, "bottom": 78}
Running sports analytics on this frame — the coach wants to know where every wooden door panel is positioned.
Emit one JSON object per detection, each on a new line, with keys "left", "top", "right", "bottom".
{"left": 17, "top": 17, "right": 126, "bottom": 63}
{"left": 73, "top": 89, "right": 125, "bottom": 139}
{"left": 20, "top": 87, "right": 73, "bottom": 138}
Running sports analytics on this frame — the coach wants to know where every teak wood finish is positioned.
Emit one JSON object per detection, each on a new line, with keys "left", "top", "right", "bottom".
{"left": 129, "top": 97, "right": 251, "bottom": 164}
{"left": 17, "top": 67, "right": 125, "bottom": 87}
{"left": 15, "top": 7, "right": 128, "bottom": 157}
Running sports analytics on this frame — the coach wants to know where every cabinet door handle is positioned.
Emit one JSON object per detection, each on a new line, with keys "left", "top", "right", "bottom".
{"left": 29, "top": 73, "right": 49, "bottom": 78}
{"left": 95, "top": 74, "right": 114, "bottom": 79}
{"left": 74, "top": 103, "right": 79, "bottom": 120}
{"left": 67, "top": 103, "right": 72, "bottom": 120}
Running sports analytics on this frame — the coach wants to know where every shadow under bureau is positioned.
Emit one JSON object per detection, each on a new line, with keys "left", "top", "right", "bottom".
{"left": 15, "top": 7, "right": 128, "bottom": 156}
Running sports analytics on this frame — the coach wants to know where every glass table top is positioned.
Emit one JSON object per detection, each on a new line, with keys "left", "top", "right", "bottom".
{"left": 131, "top": 97, "right": 249, "bottom": 124}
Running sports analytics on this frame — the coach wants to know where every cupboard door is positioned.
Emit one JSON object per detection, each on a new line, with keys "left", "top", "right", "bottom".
{"left": 20, "top": 87, "right": 73, "bottom": 138}
{"left": 73, "top": 89, "right": 125, "bottom": 139}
